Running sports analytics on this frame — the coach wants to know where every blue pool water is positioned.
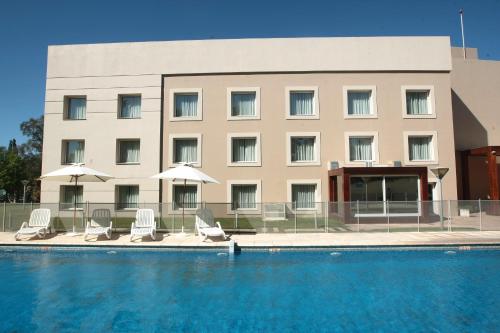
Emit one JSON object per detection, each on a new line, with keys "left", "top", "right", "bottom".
{"left": 0, "top": 247, "right": 499, "bottom": 333}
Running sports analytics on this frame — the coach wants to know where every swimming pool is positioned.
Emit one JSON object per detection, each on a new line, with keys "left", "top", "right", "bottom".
{"left": 0, "top": 247, "right": 499, "bottom": 332}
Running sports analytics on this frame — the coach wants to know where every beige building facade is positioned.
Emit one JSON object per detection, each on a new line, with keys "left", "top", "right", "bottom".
{"left": 42, "top": 36, "right": 498, "bottom": 208}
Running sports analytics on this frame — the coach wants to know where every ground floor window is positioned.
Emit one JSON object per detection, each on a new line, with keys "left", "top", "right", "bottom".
{"left": 173, "top": 185, "right": 198, "bottom": 210}
{"left": 231, "top": 184, "right": 257, "bottom": 210}
{"left": 116, "top": 185, "right": 139, "bottom": 210}
{"left": 292, "top": 184, "right": 317, "bottom": 209}
{"left": 60, "top": 185, "right": 83, "bottom": 210}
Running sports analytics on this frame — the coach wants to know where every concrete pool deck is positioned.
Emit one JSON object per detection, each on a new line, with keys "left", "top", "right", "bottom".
{"left": 1, "top": 231, "right": 500, "bottom": 248}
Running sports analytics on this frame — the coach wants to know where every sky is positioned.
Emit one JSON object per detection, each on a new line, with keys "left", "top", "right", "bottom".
{"left": 0, "top": 0, "right": 499, "bottom": 146}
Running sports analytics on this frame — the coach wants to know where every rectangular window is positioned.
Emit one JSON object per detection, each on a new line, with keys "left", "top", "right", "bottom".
{"left": 231, "top": 92, "right": 256, "bottom": 117}
{"left": 65, "top": 97, "right": 86, "bottom": 120}
{"left": 290, "top": 91, "right": 314, "bottom": 116}
{"left": 62, "top": 140, "right": 84, "bottom": 164}
{"left": 119, "top": 95, "right": 141, "bottom": 118}
{"left": 174, "top": 93, "right": 198, "bottom": 118}
{"left": 231, "top": 184, "right": 257, "bottom": 210}
{"left": 173, "top": 185, "right": 198, "bottom": 210}
{"left": 291, "top": 137, "right": 316, "bottom": 162}
{"left": 117, "top": 140, "right": 140, "bottom": 164}
{"left": 232, "top": 138, "right": 256, "bottom": 163}
{"left": 347, "top": 91, "right": 371, "bottom": 115}
{"left": 408, "top": 136, "right": 433, "bottom": 161}
{"left": 292, "top": 184, "right": 316, "bottom": 209}
{"left": 349, "top": 137, "right": 373, "bottom": 162}
{"left": 173, "top": 138, "right": 198, "bottom": 164}
{"left": 60, "top": 185, "right": 83, "bottom": 210}
{"left": 116, "top": 185, "right": 139, "bottom": 210}
{"left": 406, "top": 91, "right": 430, "bottom": 115}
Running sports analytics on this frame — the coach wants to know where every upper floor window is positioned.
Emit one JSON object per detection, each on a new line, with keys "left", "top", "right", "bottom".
{"left": 169, "top": 134, "right": 202, "bottom": 167}
{"left": 343, "top": 86, "right": 377, "bottom": 118}
{"left": 287, "top": 132, "right": 321, "bottom": 166}
{"left": 404, "top": 131, "right": 438, "bottom": 165}
{"left": 227, "top": 133, "right": 261, "bottom": 167}
{"left": 227, "top": 87, "right": 260, "bottom": 120}
{"left": 65, "top": 97, "right": 86, "bottom": 120}
{"left": 119, "top": 95, "right": 141, "bottom": 118}
{"left": 286, "top": 87, "right": 319, "bottom": 119}
{"left": 402, "top": 86, "right": 435, "bottom": 118}
{"left": 345, "top": 132, "right": 379, "bottom": 164}
{"left": 117, "top": 139, "right": 140, "bottom": 164}
{"left": 349, "top": 137, "right": 374, "bottom": 162}
{"left": 62, "top": 140, "right": 84, "bottom": 164}
{"left": 169, "top": 88, "right": 203, "bottom": 121}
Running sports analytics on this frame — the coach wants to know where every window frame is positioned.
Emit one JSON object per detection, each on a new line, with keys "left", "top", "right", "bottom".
{"left": 115, "top": 185, "right": 140, "bottom": 211}
{"left": 226, "top": 180, "right": 262, "bottom": 214}
{"left": 401, "top": 85, "right": 436, "bottom": 119}
{"left": 169, "top": 88, "right": 203, "bottom": 121}
{"left": 227, "top": 87, "right": 260, "bottom": 120}
{"left": 63, "top": 96, "right": 87, "bottom": 120}
{"left": 344, "top": 131, "right": 379, "bottom": 165}
{"left": 168, "top": 182, "right": 201, "bottom": 211}
{"left": 117, "top": 94, "right": 142, "bottom": 119}
{"left": 168, "top": 133, "right": 202, "bottom": 167}
{"left": 286, "top": 132, "right": 321, "bottom": 166}
{"left": 61, "top": 139, "right": 85, "bottom": 165}
{"left": 343, "top": 85, "right": 378, "bottom": 119}
{"left": 285, "top": 86, "right": 320, "bottom": 119}
{"left": 286, "top": 179, "right": 322, "bottom": 211}
{"left": 227, "top": 132, "right": 261, "bottom": 167}
{"left": 116, "top": 139, "right": 141, "bottom": 165}
{"left": 403, "top": 131, "right": 439, "bottom": 165}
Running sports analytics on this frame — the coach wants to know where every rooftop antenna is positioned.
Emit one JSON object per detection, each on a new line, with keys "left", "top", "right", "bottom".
{"left": 459, "top": 8, "right": 466, "bottom": 59}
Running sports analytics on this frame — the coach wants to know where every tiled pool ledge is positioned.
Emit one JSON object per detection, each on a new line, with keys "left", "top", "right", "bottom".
{"left": 1, "top": 231, "right": 500, "bottom": 248}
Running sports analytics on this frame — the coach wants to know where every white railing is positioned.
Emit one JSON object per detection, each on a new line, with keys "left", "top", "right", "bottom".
{"left": 1, "top": 200, "right": 499, "bottom": 233}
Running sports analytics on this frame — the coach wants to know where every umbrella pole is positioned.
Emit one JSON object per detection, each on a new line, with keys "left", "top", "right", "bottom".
{"left": 182, "top": 179, "right": 186, "bottom": 233}
{"left": 73, "top": 176, "right": 78, "bottom": 234}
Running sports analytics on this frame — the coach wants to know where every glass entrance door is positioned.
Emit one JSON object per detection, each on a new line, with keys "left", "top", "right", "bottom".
{"left": 350, "top": 175, "right": 420, "bottom": 216}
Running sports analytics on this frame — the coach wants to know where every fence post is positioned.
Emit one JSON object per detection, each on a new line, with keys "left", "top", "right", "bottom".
{"left": 235, "top": 212, "right": 238, "bottom": 231}
{"left": 294, "top": 203, "right": 297, "bottom": 234}
{"left": 2, "top": 202, "right": 5, "bottom": 232}
{"left": 387, "top": 201, "right": 390, "bottom": 233}
{"left": 172, "top": 206, "right": 175, "bottom": 233}
{"left": 448, "top": 200, "right": 452, "bottom": 232}
{"left": 325, "top": 203, "right": 328, "bottom": 233}
{"left": 417, "top": 201, "right": 420, "bottom": 232}
{"left": 356, "top": 201, "right": 360, "bottom": 232}
{"left": 478, "top": 199, "right": 482, "bottom": 231}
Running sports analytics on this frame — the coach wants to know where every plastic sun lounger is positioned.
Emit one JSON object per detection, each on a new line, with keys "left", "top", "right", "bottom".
{"left": 130, "top": 209, "right": 156, "bottom": 241}
{"left": 84, "top": 208, "right": 112, "bottom": 241}
{"left": 195, "top": 208, "right": 227, "bottom": 242}
{"left": 15, "top": 208, "right": 51, "bottom": 240}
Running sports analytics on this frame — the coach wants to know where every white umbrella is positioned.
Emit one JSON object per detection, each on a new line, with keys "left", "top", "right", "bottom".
{"left": 40, "top": 163, "right": 113, "bottom": 235}
{"left": 151, "top": 163, "right": 219, "bottom": 234}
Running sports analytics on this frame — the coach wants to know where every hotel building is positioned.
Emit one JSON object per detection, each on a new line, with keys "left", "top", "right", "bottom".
{"left": 40, "top": 37, "right": 500, "bottom": 211}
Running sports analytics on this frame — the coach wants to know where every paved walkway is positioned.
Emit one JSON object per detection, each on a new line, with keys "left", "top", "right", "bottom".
{"left": 1, "top": 231, "right": 500, "bottom": 248}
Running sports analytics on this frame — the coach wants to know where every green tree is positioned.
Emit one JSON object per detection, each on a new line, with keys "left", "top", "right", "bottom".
{"left": 18, "top": 116, "right": 44, "bottom": 202}
{"left": 0, "top": 148, "right": 26, "bottom": 202}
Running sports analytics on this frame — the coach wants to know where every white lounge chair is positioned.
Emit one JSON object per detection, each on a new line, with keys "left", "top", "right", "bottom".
{"left": 15, "top": 208, "right": 51, "bottom": 240}
{"left": 195, "top": 208, "right": 227, "bottom": 242}
{"left": 130, "top": 209, "right": 156, "bottom": 241}
{"left": 84, "top": 209, "right": 112, "bottom": 241}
